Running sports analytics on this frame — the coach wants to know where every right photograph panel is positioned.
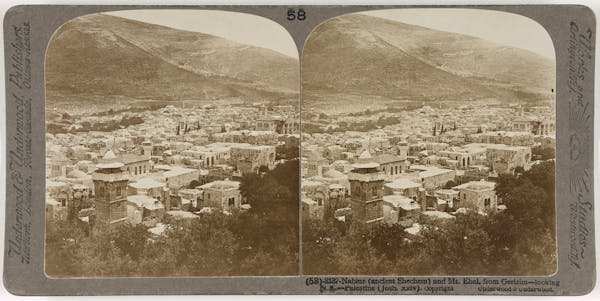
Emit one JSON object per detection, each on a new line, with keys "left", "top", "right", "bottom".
{"left": 301, "top": 9, "right": 556, "bottom": 276}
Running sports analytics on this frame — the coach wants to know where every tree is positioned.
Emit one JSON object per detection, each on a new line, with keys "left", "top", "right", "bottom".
{"left": 45, "top": 219, "right": 87, "bottom": 277}
{"left": 302, "top": 218, "right": 342, "bottom": 273}
{"left": 444, "top": 180, "right": 457, "bottom": 189}
{"left": 258, "top": 165, "right": 269, "bottom": 173}
{"left": 532, "top": 146, "right": 555, "bottom": 160}
{"left": 188, "top": 180, "right": 201, "bottom": 189}
{"left": 235, "top": 159, "right": 299, "bottom": 274}
{"left": 371, "top": 223, "right": 408, "bottom": 261}
{"left": 300, "top": 160, "right": 558, "bottom": 276}
{"left": 276, "top": 145, "right": 299, "bottom": 160}
{"left": 420, "top": 214, "right": 492, "bottom": 274}
{"left": 165, "top": 217, "right": 237, "bottom": 276}
{"left": 113, "top": 224, "right": 149, "bottom": 261}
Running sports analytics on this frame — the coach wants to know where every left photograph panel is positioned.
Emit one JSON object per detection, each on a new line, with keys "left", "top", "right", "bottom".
{"left": 44, "top": 10, "right": 300, "bottom": 278}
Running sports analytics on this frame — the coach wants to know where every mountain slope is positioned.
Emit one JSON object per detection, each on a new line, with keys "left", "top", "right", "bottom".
{"left": 46, "top": 14, "right": 298, "bottom": 104}
{"left": 302, "top": 14, "right": 555, "bottom": 108}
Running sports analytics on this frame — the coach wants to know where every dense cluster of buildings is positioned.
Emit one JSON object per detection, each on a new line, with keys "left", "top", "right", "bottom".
{"left": 301, "top": 103, "right": 555, "bottom": 234}
{"left": 45, "top": 103, "right": 299, "bottom": 235}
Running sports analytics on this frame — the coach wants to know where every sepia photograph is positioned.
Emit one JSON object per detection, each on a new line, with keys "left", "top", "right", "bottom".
{"left": 301, "top": 9, "right": 557, "bottom": 276}
{"left": 44, "top": 10, "right": 300, "bottom": 277}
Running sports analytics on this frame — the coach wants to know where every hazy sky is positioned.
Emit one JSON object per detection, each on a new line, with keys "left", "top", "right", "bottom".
{"left": 361, "top": 8, "right": 555, "bottom": 59}
{"left": 106, "top": 10, "right": 298, "bottom": 58}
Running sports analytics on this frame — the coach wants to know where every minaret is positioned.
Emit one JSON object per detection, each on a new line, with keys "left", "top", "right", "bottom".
{"left": 348, "top": 150, "right": 385, "bottom": 225}
{"left": 520, "top": 105, "right": 524, "bottom": 117}
{"left": 141, "top": 140, "right": 153, "bottom": 158}
{"left": 397, "top": 141, "right": 409, "bottom": 162}
{"left": 92, "top": 162, "right": 129, "bottom": 228}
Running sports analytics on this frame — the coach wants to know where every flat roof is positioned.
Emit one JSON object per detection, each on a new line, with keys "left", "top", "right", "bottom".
{"left": 385, "top": 178, "right": 421, "bottom": 190}
{"left": 454, "top": 180, "right": 495, "bottom": 191}
{"left": 351, "top": 162, "right": 380, "bottom": 169}
{"left": 96, "top": 162, "right": 124, "bottom": 169}
{"left": 129, "top": 178, "right": 164, "bottom": 189}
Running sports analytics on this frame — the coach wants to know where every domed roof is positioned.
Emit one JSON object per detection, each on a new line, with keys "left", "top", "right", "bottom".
{"left": 323, "top": 169, "right": 346, "bottom": 179}
{"left": 96, "top": 162, "right": 124, "bottom": 169}
{"left": 103, "top": 150, "right": 116, "bottom": 160}
{"left": 358, "top": 150, "right": 372, "bottom": 160}
{"left": 67, "top": 169, "right": 87, "bottom": 178}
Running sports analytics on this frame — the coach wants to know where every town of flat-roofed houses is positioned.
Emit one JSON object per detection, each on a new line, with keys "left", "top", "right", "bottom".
{"left": 302, "top": 103, "right": 555, "bottom": 223}
{"left": 46, "top": 101, "right": 301, "bottom": 276}
{"left": 44, "top": 12, "right": 300, "bottom": 277}
{"left": 300, "top": 12, "right": 557, "bottom": 276}
{"left": 47, "top": 103, "right": 298, "bottom": 225}
{"left": 301, "top": 102, "right": 557, "bottom": 276}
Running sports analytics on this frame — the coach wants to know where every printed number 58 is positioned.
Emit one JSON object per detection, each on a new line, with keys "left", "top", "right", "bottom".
{"left": 287, "top": 8, "right": 306, "bottom": 21}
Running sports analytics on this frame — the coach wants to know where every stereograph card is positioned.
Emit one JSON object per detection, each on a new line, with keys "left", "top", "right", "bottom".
{"left": 2, "top": 4, "right": 596, "bottom": 295}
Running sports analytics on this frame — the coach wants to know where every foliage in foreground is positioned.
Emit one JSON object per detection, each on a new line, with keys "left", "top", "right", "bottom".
{"left": 45, "top": 160, "right": 299, "bottom": 277}
{"left": 303, "top": 161, "right": 556, "bottom": 276}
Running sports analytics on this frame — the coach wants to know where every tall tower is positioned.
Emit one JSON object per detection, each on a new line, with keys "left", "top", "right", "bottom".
{"left": 92, "top": 162, "right": 129, "bottom": 228}
{"left": 141, "top": 140, "right": 153, "bottom": 158}
{"left": 348, "top": 151, "right": 385, "bottom": 225}
{"left": 397, "top": 141, "right": 409, "bottom": 161}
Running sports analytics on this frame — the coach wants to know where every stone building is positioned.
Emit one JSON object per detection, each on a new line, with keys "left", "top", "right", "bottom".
{"left": 453, "top": 180, "right": 497, "bottom": 212}
{"left": 383, "top": 178, "right": 422, "bottom": 199}
{"left": 49, "top": 155, "right": 70, "bottom": 178}
{"left": 301, "top": 179, "right": 329, "bottom": 207}
{"left": 439, "top": 145, "right": 487, "bottom": 169}
{"left": 512, "top": 116, "right": 555, "bottom": 136}
{"left": 46, "top": 197, "right": 67, "bottom": 221}
{"left": 409, "top": 166, "right": 456, "bottom": 190}
{"left": 126, "top": 194, "right": 165, "bottom": 226}
{"left": 485, "top": 144, "right": 531, "bottom": 174}
{"left": 200, "top": 179, "right": 243, "bottom": 210}
{"left": 128, "top": 178, "right": 166, "bottom": 199}
{"left": 181, "top": 144, "right": 229, "bottom": 168}
{"left": 348, "top": 153, "right": 385, "bottom": 225}
{"left": 163, "top": 167, "right": 201, "bottom": 191}
{"left": 382, "top": 195, "right": 421, "bottom": 227}
{"left": 92, "top": 162, "right": 130, "bottom": 227}
{"left": 302, "top": 196, "right": 324, "bottom": 220}
{"left": 305, "top": 151, "right": 328, "bottom": 178}
{"left": 99, "top": 150, "right": 151, "bottom": 177}
{"left": 375, "top": 153, "right": 408, "bottom": 178}
{"left": 230, "top": 145, "right": 276, "bottom": 174}
{"left": 256, "top": 116, "right": 298, "bottom": 135}
{"left": 212, "top": 130, "right": 278, "bottom": 145}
